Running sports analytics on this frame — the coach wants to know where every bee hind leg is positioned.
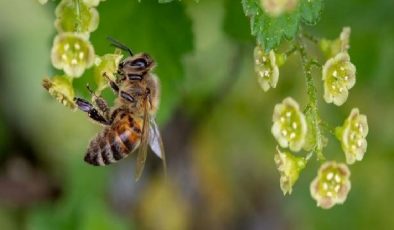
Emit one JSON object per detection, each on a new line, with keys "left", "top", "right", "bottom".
{"left": 74, "top": 97, "right": 111, "bottom": 125}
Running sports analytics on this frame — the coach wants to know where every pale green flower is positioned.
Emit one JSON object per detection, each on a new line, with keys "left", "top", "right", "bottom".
{"left": 310, "top": 161, "right": 351, "bottom": 209}
{"left": 94, "top": 50, "right": 123, "bottom": 92}
{"left": 42, "top": 75, "right": 76, "bottom": 110}
{"left": 254, "top": 46, "right": 279, "bottom": 92}
{"left": 38, "top": 0, "right": 48, "bottom": 4}
{"left": 336, "top": 108, "right": 368, "bottom": 164}
{"left": 260, "top": 0, "right": 299, "bottom": 17}
{"left": 274, "top": 147, "right": 306, "bottom": 195}
{"left": 55, "top": 0, "right": 99, "bottom": 33}
{"left": 51, "top": 33, "right": 95, "bottom": 77}
{"left": 83, "top": 0, "right": 102, "bottom": 7}
{"left": 272, "top": 97, "right": 307, "bottom": 152}
{"left": 320, "top": 27, "right": 351, "bottom": 58}
{"left": 322, "top": 52, "right": 356, "bottom": 106}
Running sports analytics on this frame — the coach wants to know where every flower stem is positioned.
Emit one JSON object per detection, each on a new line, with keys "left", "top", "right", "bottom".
{"left": 74, "top": 0, "right": 82, "bottom": 32}
{"left": 297, "top": 38, "right": 325, "bottom": 161}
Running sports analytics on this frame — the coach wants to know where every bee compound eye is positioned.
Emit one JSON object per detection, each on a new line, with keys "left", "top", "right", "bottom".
{"left": 130, "top": 58, "right": 148, "bottom": 69}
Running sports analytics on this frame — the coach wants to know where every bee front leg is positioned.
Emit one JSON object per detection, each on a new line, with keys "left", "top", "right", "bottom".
{"left": 86, "top": 84, "right": 110, "bottom": 120}
{"left": 74, "top": 97, "right": 111, "bottom": 125}
{"left": 103, "top": 72, "right": 119, "bottom": 93}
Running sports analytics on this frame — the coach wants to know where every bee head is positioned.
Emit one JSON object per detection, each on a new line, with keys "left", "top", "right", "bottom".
{"left": 120, "top": 53, "right": 155, "bottom": 75}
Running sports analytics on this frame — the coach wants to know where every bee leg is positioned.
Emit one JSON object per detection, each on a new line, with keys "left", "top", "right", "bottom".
{"left": 74, "top": 97, "right": 111, "bottom": 125}
{"left": 103, "top": 72, "right": 119, "bottom": 93}
{"left": 120, "top": 91, "right": 135, "bottom": 103}
{"left": 86, "top": 84, "right": 110, "bottom": 120}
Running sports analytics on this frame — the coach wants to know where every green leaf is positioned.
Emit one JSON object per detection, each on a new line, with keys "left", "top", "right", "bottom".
{"left": 223, "top": 0, "right": 253, "bottom": 43}
{"left": 242, "top": 0, "right": 323, "bottom": 51}
{"left": 90, "top": 0, "right": 194, "bottom": 124}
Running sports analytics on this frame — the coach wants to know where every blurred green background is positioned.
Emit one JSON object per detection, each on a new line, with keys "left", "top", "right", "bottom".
{"left": 0, "top": 0, "right": 393, "bottom": 229}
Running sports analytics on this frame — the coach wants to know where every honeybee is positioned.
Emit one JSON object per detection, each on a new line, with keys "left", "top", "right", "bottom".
{"left": 74, "top": 37, "right": 166, "bottom": 181}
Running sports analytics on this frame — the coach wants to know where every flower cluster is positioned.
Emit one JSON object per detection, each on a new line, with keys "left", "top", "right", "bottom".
{"left": 42, "top": 0, "right": 103, "bottom": 109}
{"left": 336, "top": 108, "right": 369, "bottom": 165}
{"left": 254, "top": 26, "right": 368, "bottom": 209}
{"left": 310, "top": 162, "right": 351, "bottom": 209}
{"left": 272, "top": 97, "right": 307, "bottom": 152}
{"left": 254, "top": 46, "right": 280, "bottom": 92}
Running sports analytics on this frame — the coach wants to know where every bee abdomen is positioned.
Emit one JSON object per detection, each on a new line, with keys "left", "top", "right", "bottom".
{"left": 84, "top": 125, "right": 140, "bottom": 166}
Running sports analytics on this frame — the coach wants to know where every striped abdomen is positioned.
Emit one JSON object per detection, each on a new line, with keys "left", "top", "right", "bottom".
{"left": 84, "top": 115, "right": 143, "bottom": 166}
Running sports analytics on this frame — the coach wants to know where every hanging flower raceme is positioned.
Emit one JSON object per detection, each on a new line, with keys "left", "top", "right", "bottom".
{"left": 254, "top": 46, "right": 280, "bottom": 92}
{"left": 272, "top": 97, "right": 307, "bottom": 152}
{"left": 274, "top": 147, "right": 306, "bottom": 195}
{"left": 94, "top": 50, "right": 123, "bottom": 92}
{"left": 42, "top": 75, "right": 76, "bottom": 110}
{"left": 260, "top": 0, "right": 299, "bottom": 17}
{"left": 322, "top": 52, "right": 356, "bottom": 106}
{"left": 336, "top": 108, "right": 368, "bottom": 164}
{"left": 51, "top": 33, "right": 95, "bottom": 77}
{"left": 55, "top": 0, "right": 99, "bottom": 34}
{"left": 310, "top": 161, "right": 351, "bottom": 209}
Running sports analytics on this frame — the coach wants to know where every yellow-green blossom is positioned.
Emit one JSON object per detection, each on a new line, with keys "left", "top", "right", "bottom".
{"left": 320, "top": 27, "right": 351, "bottom": 58}
{"left": 42, "top": 76, "right": 76, "bottom": 110}
{"left": 254, "top": 46, "right": 279, "bottom": 92}
{"left": 51, "top": 33, "right": 95, "bottom": 77}
{"left": 274, "top": 147, "right": 306, "bottom": 195}
{"left": 310, "top": 161, "right": 351, "bottom": 209}
{"left": 260, "top": 0, "right": 299, "bottom": 17}
{"left": 336, "top": 108, "right": 368, "bottom": 164}
{"left": 322, "top": 52, "right": 356, "bottom": 106}
{"left": 272, "top": 97, "right": 307, "bottom": 152}
{"left": 94, "top": 50, "right": 123, "bottom": 92}
{"left": 83, "top": 0, "right": 103, "bottom": 7}
{"left": 55, "top": 0, "right": 99, "bottom": 34}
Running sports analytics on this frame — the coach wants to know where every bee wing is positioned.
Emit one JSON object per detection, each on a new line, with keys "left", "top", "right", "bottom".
{"left": 149, "top": 118, "right": 167, "bottom": 178}
{"left": 135, "top": 97, "right": 150, "bottom": 181}
{"left": 149, "top": 118, "right": 164, "bottom": 159}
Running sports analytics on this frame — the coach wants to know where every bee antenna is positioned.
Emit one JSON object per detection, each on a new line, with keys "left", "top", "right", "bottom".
{"left": 107, "top": 36, "right": 133, "bottom": 56}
